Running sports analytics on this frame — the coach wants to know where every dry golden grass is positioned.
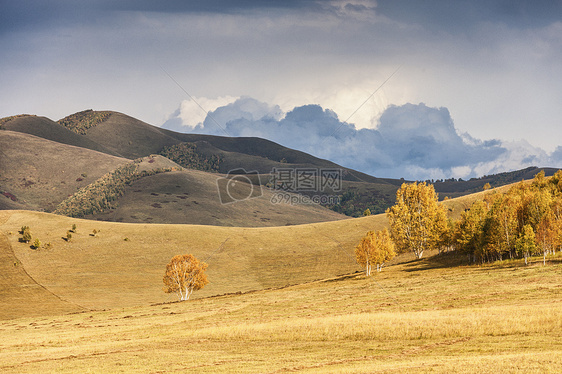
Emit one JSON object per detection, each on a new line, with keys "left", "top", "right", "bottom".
{"left": 0, "top": 130, "right": 128, "bottom": 212}
{"left": 84, "top": 169, "right": 348, "bottom": 226}
{"left": 0, "top": 253, "right": 560, "bottom": 373}
{"left": 1, "top": 185, "right": 561, "bottom": 372}
{"left": 0, "top": 209, "right": 387, "bottom": 315}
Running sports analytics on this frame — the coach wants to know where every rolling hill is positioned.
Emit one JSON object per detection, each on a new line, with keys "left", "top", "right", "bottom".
{"left": 82, "top": 168, "right": 347, "bottom": 226}
{"left": 0, "top": 114, "right": 120, "bottom": 156}
{"left": 0, "top": 209, "right": 387, "bottom": 317}
{"left": 1, "top": 110, "right": 561, "bottom": 373}
{"left": 2, "top": 109, "right": 560, "bottom": 221}
{"left": 0, "top": 195, "right": 560, "bottom": 373}
{"left": 1, "top": 251, "right": 559, "bottom": 373}
{"left": 0, "top": 184, "right": 496, "bottom": 320}
{"left": 0, "top": 129, "right": 348, "bottom": 226}
{"left": 0, "top": 131, "right": 129, "bottom": 212}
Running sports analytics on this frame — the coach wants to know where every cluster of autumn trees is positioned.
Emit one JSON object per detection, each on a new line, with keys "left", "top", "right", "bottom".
{"left": 456, "top": 171, "right": 562, "bottom": 265}
{"left": 355, "top": 171, "right": 562, "bottom": 275}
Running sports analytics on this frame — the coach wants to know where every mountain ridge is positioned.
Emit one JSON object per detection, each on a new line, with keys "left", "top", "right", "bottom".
{"left": 1, "top": 110, "right": 560, "bottom": 219}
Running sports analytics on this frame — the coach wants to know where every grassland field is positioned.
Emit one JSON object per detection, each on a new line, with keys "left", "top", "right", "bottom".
{"left": 0, "top": 187, "right": 560, "bottom": 373}
{"left": 0, "top": 251, "right": 560, "bottom": 373}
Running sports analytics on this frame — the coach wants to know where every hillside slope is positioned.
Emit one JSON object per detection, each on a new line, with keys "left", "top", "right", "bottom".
{"left": 0, "top": 129, "right": 347, "bottom": 225}
{"left": 3, "top": 110, "right": 560, "bottom": 217}
{"left": 0, "top": 232, "right": 84, "bottom": 319}
{"left": 0, "top": 209, "right": 387, "bottom": 315}
{"left": 0, "top": 131, "right": 129, "bottom": 212}
{"left": 0, "top": 115, "right": 120, "bottom": 156}
{"left": 81, "top": 112, "right": 181, "bottom": 158}
{"left": 84, "top": 169, "right": 347, "bottom": 226}
{"left": 0, "top": 183, "right": 539, "bottom": 319}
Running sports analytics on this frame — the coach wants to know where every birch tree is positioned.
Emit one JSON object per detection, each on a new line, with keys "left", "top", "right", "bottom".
{"left": 355, "top": 229, "right": 396, "bottom": 276}
{"left": 485, "top": 193, "right": 519, "bottom": 260}
{"left": 163, "top": 254, "right": 209, "bottom": 301}
{"left": 387, "top": 182, "right": 447, "bottom": 259}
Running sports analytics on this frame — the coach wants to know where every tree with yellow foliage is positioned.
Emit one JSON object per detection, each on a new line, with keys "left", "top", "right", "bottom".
{"left": 387, "top": 182, "right": 448, "bottom": 259}
{"left": 355, "top": 229, "right": 396, "bottom": 276}
{"left": 163, "top": 254, "right": 209, "bottom": 301}
{"left": 455, "top": 199, "right": 488, "bottom": 262}
{"left": 485, "top": 192, "right": 519, "bottom": 260}
{"left": 516, "top": 224, "right": 536, "bottom": 265}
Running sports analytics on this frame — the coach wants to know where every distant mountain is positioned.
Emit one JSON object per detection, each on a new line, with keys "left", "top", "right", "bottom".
{"left": 0, "top": 130, "right": 128, "bottom": 212}
{"left": 1, "top": 114, "right": 120, "bottom": 156}
{"left": 1, "top": 110, "right": 559, "bottom": 219}
{"left": 0, "top": 127, "right": 347, "bottom": 226}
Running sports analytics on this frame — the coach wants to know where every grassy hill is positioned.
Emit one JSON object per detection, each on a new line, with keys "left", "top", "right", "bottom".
{"left": 0, "top": 114, "right": 120, "bottom": 156}
{"left": 83, "top": 169, "right": 347, "bottom": 226}
{"left": 0, "top": 209, "right": 386, "bottom": 315}
{"left": 2, "top": 110, "right": 560, "bottom": 219}
{"left": 0, "top": 220, "right": 560, "bottom": 372}
{"left": 0, "top": 130, "right": 345, "bottom": 226}
{"left": 0, "top": 183, "right": 560, "bottom": 372}
{"left": 0, "top": 131, "right": 129, "bottom": 212}
{"left": 0, "top": 184, "right": 532, "bottom": 318}
{"left": 0, "top": 228, "right": 84, "bottom": 320}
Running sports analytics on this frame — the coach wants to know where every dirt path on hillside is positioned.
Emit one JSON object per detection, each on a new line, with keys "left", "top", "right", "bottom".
{"left": 0, "top": 228, "right": 85, "bottom": 319}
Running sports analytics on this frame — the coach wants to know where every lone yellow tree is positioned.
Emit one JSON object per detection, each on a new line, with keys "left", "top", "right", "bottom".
{"left": 163, "top": 254, "right": 209, "bottom": 301}
{"left": 355, "top": 229, "right": 396, "bottom": 276}
{"left": 387, "top": 182, "right": 447, "bottom": 259}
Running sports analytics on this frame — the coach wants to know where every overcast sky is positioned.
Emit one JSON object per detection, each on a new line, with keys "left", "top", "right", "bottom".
{"left": 1, "top": 1, "right": 561, "bottom": 179}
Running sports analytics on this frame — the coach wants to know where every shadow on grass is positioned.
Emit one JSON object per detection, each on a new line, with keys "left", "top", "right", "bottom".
{"left": 403, "top": 251, "right": 562, "bottom": 272}
{"left": 402, "top": 251, "right": 469, "bottom": 272}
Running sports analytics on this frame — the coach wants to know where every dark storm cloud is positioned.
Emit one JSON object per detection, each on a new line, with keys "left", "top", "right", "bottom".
{"left": 3, "top": 0, "right": 560, "bottom": 36}
{"left": 0, "top": 1, "right": 104, "bottom": 34}
{"left": 9, "top": 0, "right": 558, "bottom": 34}
{"left": 0, "top": 0, "right": 320, "bottom": 33}
{"left": 106, "top": 0, "right": 321, "bottom": 14}
{"left": 375, "top": 0, "right": 562, "bottom": 31}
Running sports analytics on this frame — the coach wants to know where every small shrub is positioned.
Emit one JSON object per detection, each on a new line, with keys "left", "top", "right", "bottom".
{"left": 20, "top": 226, "right": 31, "bottom": 243}
{"left": 32, "top": 238, "right": 41, "bottom": 250}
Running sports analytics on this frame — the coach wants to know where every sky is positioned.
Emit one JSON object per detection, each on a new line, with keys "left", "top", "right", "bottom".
{"left": 1, "top": 0, "right": 562, "bottom": 180}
